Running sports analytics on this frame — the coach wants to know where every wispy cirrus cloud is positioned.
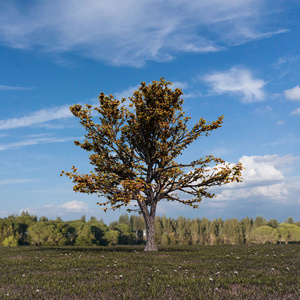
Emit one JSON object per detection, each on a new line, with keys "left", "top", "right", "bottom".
{"left": 0, "top": 105, "right": 71, "bottom": 130}
{"left": 0, "top": 85, "right": 33, "bottom": 91}
{"left": 0, "top": 178, "right": 37, "bottom": 185}
{"left": 203, "top": 67, "right": 266, "bottom": 103}
{"left": 0, "top": 136, "right": 76, "bottom": 151}
{"left": 0, "top": 0, "right": 287, "bottom": 66}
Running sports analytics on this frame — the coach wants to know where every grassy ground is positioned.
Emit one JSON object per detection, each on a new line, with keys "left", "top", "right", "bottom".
{"left": 0, "top": 244, "right": 299, "bottom": 299}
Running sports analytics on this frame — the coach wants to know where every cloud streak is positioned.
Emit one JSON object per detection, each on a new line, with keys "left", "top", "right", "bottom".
{"left": 203, "top": 67, "right": 266, "bottom": 103}
{"left": 21, "top": 201, "right": 89, "bottom": 217}
{"left": 0, "top": 105, "right": 71, "bottom": 130}
{"left": 290, "top": 108, "right": 300, "bottom": 116}
{"left": 0, "top": 0, "right": 287, "bottom": 66}
{"left": 0, "top": 85, "right": 33, "bottom": 91}
{"left": 0, "top": 178, "right": 36, "bottom": 185}
{"left": 0, "top": 136, "right": 75, "bottom": 151}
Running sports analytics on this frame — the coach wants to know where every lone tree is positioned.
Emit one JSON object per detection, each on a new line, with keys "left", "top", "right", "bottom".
{"left": 61, "top": 78, "right": 242, "bottom": 251}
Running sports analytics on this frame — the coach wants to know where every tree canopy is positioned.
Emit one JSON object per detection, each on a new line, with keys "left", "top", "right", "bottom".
{"left": 61, "top": 78, "right": 243, "bottom": 251}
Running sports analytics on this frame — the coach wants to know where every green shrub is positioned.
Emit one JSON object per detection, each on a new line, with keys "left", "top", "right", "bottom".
{"left": 2, "top": 235, "right": 18, "bottom": 247}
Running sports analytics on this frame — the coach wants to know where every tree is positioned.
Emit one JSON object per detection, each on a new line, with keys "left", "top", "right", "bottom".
{"left": 61, "top": 78, "right": 242, "bottom": 251}
{"left": 277, "top": 223, "right": 300, "bottom": 243}
{"left": 285, "top": 217, "right": 295, "bottom": 224}
{"left": 114, "top": 223, "right": 135, "bottom": 244}
{"left": 253, "top": 216, "right": 266, "bottom": 229}
{"left": 119, "top": 214, "right": 130, "bottom": 225}
{"left": 28, "top": 223, "right": 67, "bottom": 246}
{"left": 3, "top": 235, "right": 18, "bottom": 247}
{"left": 250, "top": 226, "right": 279, "bottom": 244}
{"left": 267, "top": 218, "right": 279, "bottom": 229}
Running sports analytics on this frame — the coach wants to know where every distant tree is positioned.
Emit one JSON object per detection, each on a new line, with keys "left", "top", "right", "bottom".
{"left": 253, "top": 216, "right": 266, "bottom": 229}
{"left": 0, "top": 218, "right": 16, "bottom": 244}
{"left": 118, "top": 214, "right": 130, "bottom": 225}
{"left": 14, "top": 213, "right": 37, "bottom": 245}
{"left": 74, "top": 222, "right": 107, "bottom": 246}
{"left": 222, "top": 219, "right": 243, "bottom": 245}
{"left": 267, "top": 219, "right": 279, "bottom": 229}
{"left": 177, "top": 217, "right": 191, "bottom": 245}
{"left": 104, "top": 230, "right": 120, "bottom": 245}
{"left": 109, "top": 221, "right": 119, "bottom": 229}
{"left": 209, "top": 219, "right": 221, "bottom": 245}
{"left": 39, "top": 216, "right": 49, "bottom": 222}
{"left": 154, "top": 217, "right": 163, "bottom": 244}
{"left": 131, "top": 215, "right": 145, "bottom": 232}
{"left": 285, "top": 217, "right": 295, "bottom": 224}
{"left": 161, "top": 233, "right": 170, "bottom": 246}
{"left": 199, "top": 217, "right": 210, "bottom": 245}
{"left": 2, "top": 235, "right": 18, "bottom": 247}
{"left": 241, "top": 217, "right": 252, "bottom": 243}
{"left": 28, "top": 223, "right": 67, "bottom": 246}
{"left": 114, "top": 223, "right": 135, "bottom": 245}
{"left": 277, "top": 223, "right": 300, "bottom": 243}
{"left": 61, "top": 79, "right": 243, "bottom": 251}
{"left": 250, "top": 226, "right": 279, "bottom": 244}
{"left": 190, "top": 218, "right": 201, "bottom": 245}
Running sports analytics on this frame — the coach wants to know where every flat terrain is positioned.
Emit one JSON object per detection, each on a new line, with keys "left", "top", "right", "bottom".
{"left": 0, "top": 244, "right": 299, "bottom": 299}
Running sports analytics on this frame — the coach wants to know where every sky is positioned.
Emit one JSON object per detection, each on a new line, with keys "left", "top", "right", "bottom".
{"left": 0, "top": 0, "right": 299, "bottom": 224}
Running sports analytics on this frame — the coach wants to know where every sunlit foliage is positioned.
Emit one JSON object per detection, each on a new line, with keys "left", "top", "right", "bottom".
{"left": 61, "top": 78, "right": 242, "bottom": 251}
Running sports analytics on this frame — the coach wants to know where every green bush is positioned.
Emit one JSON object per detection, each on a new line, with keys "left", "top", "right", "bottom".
{"left": 250, "top": 226, "right": 278, "bottom": 244}
{"left": 2, "top": 235, "right": 18, "bottom": 247}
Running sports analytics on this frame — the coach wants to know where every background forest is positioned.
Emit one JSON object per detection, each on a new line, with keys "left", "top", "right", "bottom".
{"left": 1, "top": 212, "right": 300, "bottom": 247}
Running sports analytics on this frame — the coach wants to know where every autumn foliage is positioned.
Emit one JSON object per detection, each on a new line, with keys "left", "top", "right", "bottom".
{"left": 61, "top": 78, "right": 243, "bottom": 251}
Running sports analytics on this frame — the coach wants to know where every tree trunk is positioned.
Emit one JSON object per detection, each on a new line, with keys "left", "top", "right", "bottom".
{"left": 144, "top": 214, "right": 158, "bottom": 252}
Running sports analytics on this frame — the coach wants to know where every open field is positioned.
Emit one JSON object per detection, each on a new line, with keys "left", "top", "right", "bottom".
{"left": 0, "top": 244, "right": 299, "bottom": 299}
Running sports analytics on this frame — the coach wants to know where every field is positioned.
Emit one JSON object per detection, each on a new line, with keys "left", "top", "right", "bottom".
{"left": 0, "top": 244, "right": 299, "bottom": 299}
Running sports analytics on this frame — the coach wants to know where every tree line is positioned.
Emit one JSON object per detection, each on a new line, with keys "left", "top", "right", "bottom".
{"left": 1, "top": 212, "right": 299, "bottom": 247}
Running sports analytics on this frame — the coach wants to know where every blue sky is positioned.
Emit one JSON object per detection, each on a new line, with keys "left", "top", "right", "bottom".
{"left": 0, "top": 0, "right": 299, "bottom": 223}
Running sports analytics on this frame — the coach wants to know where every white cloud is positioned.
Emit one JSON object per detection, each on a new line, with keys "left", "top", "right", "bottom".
{"left": 60, "top": 200, "right": 89, "bottom": 213}
{"left": 213, "top": 154, "right": 299, "bottom": 202}
{"left": 0, "top": 105, "right": 71, "bottom": 130}
{"left": 203, "top": 67, "right": 266, "bottom": 103}
{"left": 216, "top": 183, "right": 289, "bottom": 202}
{"left": 284, "top": 85, "right": 300, "bottom": 101}
{"left": 273, "top": 56, "right": 299, "bottom": 68}
{"left": 0, "top": 85, "right": 33, "bottom": 91}
{"left": 0, "top": 136, "right": 75, "bottom": 151}
{"left": 160, "top": 155, "right": 298, "bottom": 210}
{"left": 263, "top": 134, "right": 300, "bottom": 146}
{"left": 0, "top": 1, "right": 287, "bottom": 66}
{"left": 239, "top": 155, "right": 285, "bottom": 185}
{"left": 0, "top": 178, "right": 36, "bottom": 185}
{"left": 20, "top": 201, "right": 89, "bottom": 218}
{"left": 172, "top": 81, "right": 188, "bottom": 90}
{"left": 114, "top": 85, "right": 140, "bottom": 101}
{"left": 290, "top": 108, "right": 300, "bottom": 115}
